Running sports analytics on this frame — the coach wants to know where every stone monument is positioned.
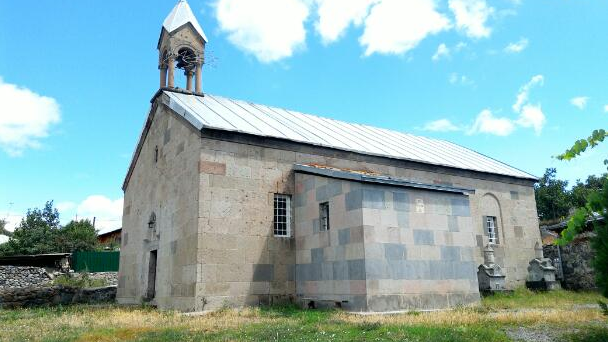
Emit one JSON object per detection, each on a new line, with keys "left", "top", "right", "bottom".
{"left": 526, "top": 242, "right": 560, "bottom": 291}
{"left": 477, "top": 244, "right": 507, "bottom": 294}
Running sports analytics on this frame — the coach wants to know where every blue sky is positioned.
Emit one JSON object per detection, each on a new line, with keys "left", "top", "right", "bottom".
{"left": 1, "top": 0, "right": 607, "bottom": 237}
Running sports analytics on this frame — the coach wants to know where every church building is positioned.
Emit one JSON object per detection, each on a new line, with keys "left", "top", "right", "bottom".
{"left": 117, "top": 0, "right": 541, "bottom": 312}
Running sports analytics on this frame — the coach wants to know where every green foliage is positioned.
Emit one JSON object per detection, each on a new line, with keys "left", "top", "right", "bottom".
{"left": 556, "top": 127, "right": 608, "bottom": 299}
{"left": 0, "top": 201, "right": 99, "bottom": 256}
{"left": 534, "top": 168, "right": 572, "bottom": 221}
{"left": 53, "top": 272, "right": 107, "bottom": 288}
{"left": 0, "top": 201, "right": 61, "bottom": 255}
{"left": 55, "top": 219, "right": 99, "bottom": 253}
{"left": 570, "top": 174, "right": 607, "bottom": 208}
{"left": 556, "top": 129, "right": 608, "bottom": 162}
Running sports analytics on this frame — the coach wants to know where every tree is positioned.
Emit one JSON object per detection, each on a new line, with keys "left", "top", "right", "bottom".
{"left": 571, "top": 174, "right": 607, "bottom": 208}
{"left": 0, "top": 201, "right": 60, "bottom": 256}
{"left": 0, "top": 201, "right": 99, "bottom": 256}
{"left": 55, "top": 219, "right": 98, "bottom": 253}
{"left": 556, "top": 128, "right": 608, "bottom": 298}
{"left": 534, "top": 168, "right": 572, "bottom": 222}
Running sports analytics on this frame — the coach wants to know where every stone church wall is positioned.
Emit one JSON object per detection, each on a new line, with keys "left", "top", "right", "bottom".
{"left": 118, "top": 104, "right": 201, "bottom": 311}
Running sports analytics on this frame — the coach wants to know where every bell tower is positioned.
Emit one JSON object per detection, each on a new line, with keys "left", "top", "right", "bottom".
{"left": 158, "top": 0, "right": 208, "bottom": 93}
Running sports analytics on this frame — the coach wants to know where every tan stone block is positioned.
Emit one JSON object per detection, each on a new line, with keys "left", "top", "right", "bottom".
{"left": 199, "top": 161, "right": 226, "bottom": 175}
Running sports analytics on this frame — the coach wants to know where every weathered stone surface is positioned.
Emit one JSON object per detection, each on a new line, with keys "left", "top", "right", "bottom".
{"left": 543, "top": 232, "right": 596, "bottom": 290}
{"left": 0, "top": 285, "right": 116, "bottom": 309}
{"left": 0, "top": 266, "right": 52, "bottom": 289}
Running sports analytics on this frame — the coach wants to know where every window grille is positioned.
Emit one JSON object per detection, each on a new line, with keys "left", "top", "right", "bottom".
{"left": 319, "top": 202, "right": 330, "bottom": 231}
{"left": 486, "top": 216, "right": 498, "bottom": 244}
{"left": 274, "top": 194, "right": 291, "bottom": 237}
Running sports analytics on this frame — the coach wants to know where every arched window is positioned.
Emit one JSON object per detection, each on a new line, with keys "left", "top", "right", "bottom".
{"left": 480, "top": 194, "right": 502, "bottom": 244}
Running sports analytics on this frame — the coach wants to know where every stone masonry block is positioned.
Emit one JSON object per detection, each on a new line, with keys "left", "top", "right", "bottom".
{"left": 413, "top": 229, "right": 434, "bottom": 245}
{"left": 393, "top": 191, "right": 410, "bottom": 211}
{"left": 338, "top": 228, "right": 351, "bottom": 245}
{"left": 311, "top": 248, "right": 324, "bottom": 264}
{"left": 362, "top": 189, "right": 386, "bottom": 209}
{"left": 253, "top": 264, "right": 275, "bottom": 282}
{"left": 440, "top": 246, "right": 461, "bottom": 261}
{"left": 199, "top": 161, "right": 226, "bottom": 175}
{"left": 450, "top": 198, "right": 470, "bottom": 217}
{"left": 384, "top": 243, "right": 407, "bottom": 260}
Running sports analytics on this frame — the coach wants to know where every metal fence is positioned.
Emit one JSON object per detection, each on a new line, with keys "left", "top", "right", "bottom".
{"left": 72, "top": 251, "right": 120, "bottom": 272}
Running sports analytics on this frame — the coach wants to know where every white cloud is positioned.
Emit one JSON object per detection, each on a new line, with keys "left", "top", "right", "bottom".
{"left": 516, "top": 104, "right": 545, "bottom": 134}
{"left": 448, "top": 0, "right": 494, "bottom": 39}
{"left": 360, "top": 0, "right": 451, "bottom": 56}
{"left": 511, "top": 75, "right": 546, "bottom": 134}
{"left": 0, "top": 78, "right": 60, "bottom": 156}
{"left": 0, "top": 212, "right": 23, "bottom": 244}
{"left": 432, "top": 43, "right": 450, "bottom": 61}
{"left": 56, "top": 196, "right": 123, "bottom": 234}
{"left": 604, "top": 104, "right": 608, "bottom": 112}
{"left": 422, "top": 119, "right": 461, "bottom": 132}
{"left": 504, "top": 37, "right": 528, "bottom": 53}
{"left": 513, "top": 74, "right": 543, "bottom": 113}
{"left": 448, "top": 72, "right": 474, "bottom": 86}
{"left": 570, "top": 96, "right": 589, "bottom": 110}
{"left": 467, "top": 109, "right": 515, "bottom": 136}
{"left": 315, "top": 0, "right": 377, "bottom": 44}
{"left": 215, "top": 0, "right": 310, "bottom": 63}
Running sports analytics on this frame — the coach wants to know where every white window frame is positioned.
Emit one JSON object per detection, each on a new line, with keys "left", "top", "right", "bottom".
{"left": 319, "top": 202, "right": 330, "bottom": 231}
{"left": 486, "top": 216, "right": 498, "bottom": 244}
{"left": 274, "top": 194, "right": 291, "bottom": 237}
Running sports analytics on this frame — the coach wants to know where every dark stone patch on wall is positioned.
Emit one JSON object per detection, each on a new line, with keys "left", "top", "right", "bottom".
{"left": 476, "top": 234, "right": 484, "bottom": 248}
{"left": 253, "top": 264, "right": 274, "bottom": 282}
{"left": 393, "top": 192, "right": 410, "bottom": 211}
{"left": 338, "top": 228, "right": 350, "bottom": 245}
{"left": 510, "top": 191, "right": 520, "bottom": 200}
{"left": 163, "top": 128, "right": 171, "bottom": 145}
{"left": 316, "top": 185, "right": 328, "bottom": 202}
{"left": 448, "top": 216, "right": 459, "bottom": 232}
{"left": 362, "top": 189, "right": 385, "bottom": 209}
{"left": 413, "top": 230, "right": 434, "bottom": 245}
{"left": 384, "top": 243, "right": 407, "bottom": 260}
{"left": 514, "top": 226, "right": 524, "bottom": 238}
{"left": 176, "top": 141, "right": 185, "bottom": 155}
{"left": 397, "top": 212, "right": 409, "bottom": 228}
{"left": 347, "top": 259, "right": 366, "bottom": 280}
{"left": 440, "top": 246, "right": 461, "bottom": 261}
{"left": 327, "top": 180, "right": 343, "bottom": 198}
{"left": 450, "top": 198, "right": 470, "bottom": 216}
{"left": 311, "top": 248, "right": 324, "bottom": 264}
{"left": 345, "top": 189, "right": 363, "bottom": 211}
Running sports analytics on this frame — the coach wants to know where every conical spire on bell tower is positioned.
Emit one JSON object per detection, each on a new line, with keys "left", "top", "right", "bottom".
{"left": 158, "top": 0, "right": 207, "bottom": 93}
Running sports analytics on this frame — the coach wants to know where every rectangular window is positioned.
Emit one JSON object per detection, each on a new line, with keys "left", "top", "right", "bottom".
{"left": 274, "top": 194, "right": 291, "bottom": 237}
{"left": 319, "top": 202, "right": 330, "bottom": 231}
{"left": 486, "top": 216, "right": 498, "bottom": 244}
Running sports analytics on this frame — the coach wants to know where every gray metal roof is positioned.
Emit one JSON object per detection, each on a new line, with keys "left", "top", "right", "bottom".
{"left": 161, "top": 90, "right": 537, "bottom": 180}
{"left": 162, "top": 0, "right": 208, "bottom": 42}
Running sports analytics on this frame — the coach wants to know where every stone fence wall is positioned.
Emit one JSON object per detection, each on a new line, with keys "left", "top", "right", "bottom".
{"left": 544, "top": 232, "right": 596, "bottom": 290}
{"left": 0, "top": 266, "right": 52, "bottom": 289}
{"left": 0, "top": 285, "right": 117, "bottom": 309}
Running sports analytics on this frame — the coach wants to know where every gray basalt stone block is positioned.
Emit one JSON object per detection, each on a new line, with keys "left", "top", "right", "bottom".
{"left": 253, "top": 264, "right": 274, "bottom": 282}
{"left": 384, "top": 243, "right": 407, "bottom": 260}
{"left": 393, "top": 192, "right": 410, "bottom": 211}
{"left": 413, "top": 230, "right": 434, "bottom": 245}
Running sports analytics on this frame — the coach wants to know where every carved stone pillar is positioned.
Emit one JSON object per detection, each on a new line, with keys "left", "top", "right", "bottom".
{"left": 186, "top": 70, "right": 193, "bottom": 91}
{"left": 195, "top": 62, "right": 202, "bottom": 93}
{"left": 167, "top": 56, "right": 175, "bottom": 88}
{"left": 160, "top": 67, "right": 167, "bottom": 88}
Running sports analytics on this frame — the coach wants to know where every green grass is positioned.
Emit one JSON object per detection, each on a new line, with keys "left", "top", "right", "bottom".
{"left": 481, "top": 286, "right": 605, "bottom": 309}
{"left": 0, "top": 289, "right": 606, "bottom": 342}
{"left": 53, "top": 273, "right": 108, "bottom": 288}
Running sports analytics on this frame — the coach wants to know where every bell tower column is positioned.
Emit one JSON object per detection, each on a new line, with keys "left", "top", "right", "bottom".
{"left": 167, "top": 55, "right": 175, "bottom": 88}
{"left": 195, "top": 61, "right": 202, "bottom": 93}
{"left": 160, "top": 66, "right": 167, "bottom": 88}
{"left": 186, "top": 70, "right": 194, "bottom": 91}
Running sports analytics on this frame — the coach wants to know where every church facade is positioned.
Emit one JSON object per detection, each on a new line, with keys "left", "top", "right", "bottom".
{"left": 117, "top": 0, "right": 541, "bottom": 312}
